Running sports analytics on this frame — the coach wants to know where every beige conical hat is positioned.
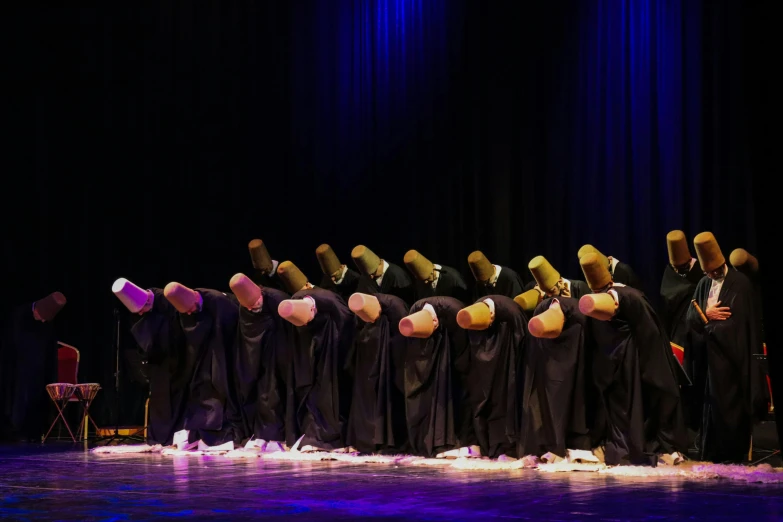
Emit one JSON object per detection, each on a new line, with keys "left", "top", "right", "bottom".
{"left": 277, "top": 261, "right": 309, "bottom": 294}
{"left": 163, "top": 282, "right": 200, "bottom": 314}
{"left": 34, "top": 292, "right": 67, "bottom": 321}
{"left": 112, "top": 278, "right": 149, "bottom": 314}
{"left": 278, "top": 298, "right": 315, "bottom": 326}
{"left": 577, "top": 244, "right": 610, "bottom": 268}
{"left": 316, "top": 244, "right": 342, "bottom": 276}
{"left": 456, "top": 302, "right": 493, "bottom": 330}
{"left": 351, "top": 245, "right": 382, "bottom": 275}
{"left": 729, "top": 248, "right": 758, "bottom": 274}
{"left": 348, "top": 293, "right": 382, "bottom": 323}
{"left": 467, "top": 251, "right": 494, "bottom": 282}
{"left": 528, "top": 255, "right": 560, "bottom": 292}
{"left": 528, "top": 305, "right": 565, "bottom": 339}
{"left": 229, "top": 273, "right": 262, "bottom": 309}
{"left": 666, "top": 230, "right": 691, "bottom": 266}
{"left": 404, "top": 250, "right": 435, "bottom": 281}
{"left": 399, "top": 309, "right": 436, "bottom": 338}
{"left": 580, "top": 253, "right": 612, "bottom": 291}
{"left": 578, "top": 293, "right": 617, "bottom": 321}
{"left": 248, "top": 239, "right": 274, "bottom": 273}
{"left": 513, "top": 289, "right": 542, "bottom": 312}
{"left": 693, "top": 232, "right": 725, "bottom": 273}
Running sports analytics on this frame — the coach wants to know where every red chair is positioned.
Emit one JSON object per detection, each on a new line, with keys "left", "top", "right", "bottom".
{"left": 58, "top": 342, "right": 80, "bottom": 385}
{"left": 43, "top": 343, "right": 80, "bottom": 442}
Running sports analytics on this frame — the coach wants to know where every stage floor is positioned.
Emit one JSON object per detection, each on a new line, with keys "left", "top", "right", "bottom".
{"left": 1, "top": 444, "right": 782, "bottom": 521}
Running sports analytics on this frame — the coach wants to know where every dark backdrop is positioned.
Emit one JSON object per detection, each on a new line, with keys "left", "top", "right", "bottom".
{"left": 2, "top": 1, "right": 771, "bottom": 440}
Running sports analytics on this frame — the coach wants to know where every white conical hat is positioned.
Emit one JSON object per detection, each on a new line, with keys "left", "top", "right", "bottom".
{"left": 112, "top": 278, "right": 150, "bottom": 314}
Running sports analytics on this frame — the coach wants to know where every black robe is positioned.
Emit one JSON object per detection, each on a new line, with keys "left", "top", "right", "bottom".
{"left": 473, "top": 266, "right": 526, "bottom": 301}
{"left": 523, "top": 279, "right": 591, "bottom": 300}
{"left": 128, "top": 288, "right": 190, "bottom": 446}
{"left": 0, "top": 304, "right": 59, "bottom": 441}
{"left": 178, "top": 289, "right": 243, "bottom": 446}
{"left": 234, "top": 287, "right": 292, "bottom": 443}
{"left": 319, "top": 267, "right": 361, "bottom": 302}
{"left": 521, "top": 297, "right": 592, "bottom": 457}
{"left": 403, "top": 296, "right": 469, "bottom": 457}
{"left": 589, "top": 285, "right": 688, "bottom": 465}
{"left": 286, "top": 287, "right": 356, "bottom": 450}
{"left": 687, "top": 270, "right": 765, "bottom": 462}
{"left": 345, "top": 293, "right": 409, "bottom": 453}
{"left": 465, "top": 295, "right": 527, "bottom": 458}
{"left": 612, "top": 261, "right": 644, "bottom": 292}
{"left": 251, "top": 269, "right": 286, "bottom": 293}
{"left": 356, "top": 262, "right": 414, "bottom": 306}
{"left": 659, "top": 262, "right": 706, "bottom": 432}
{"left": 412, "top": 265, "right": 470, "bottom": 305}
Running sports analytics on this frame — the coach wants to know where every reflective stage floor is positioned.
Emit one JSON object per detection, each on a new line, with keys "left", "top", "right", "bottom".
{"left": 1, "top": 443, "right": 781, "bottom": 521}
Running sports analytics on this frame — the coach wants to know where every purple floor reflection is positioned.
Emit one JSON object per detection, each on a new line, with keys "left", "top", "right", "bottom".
{"left": 0, "top": 443, "right": 781, "bottom": 521}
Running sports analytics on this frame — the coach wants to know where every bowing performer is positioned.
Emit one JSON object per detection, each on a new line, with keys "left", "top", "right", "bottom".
{"left": 404, "top": 249, "right": 470, "bottom": 304}
{"left": 578, "top": 244, "right": 643, "bottom": 292}
{"left": 456, "top": 295, "right": 528, "bottom": 458}
{"left": 578, "top": 253, "right": 687, "bottom": 465}
{"left": 521, "top": 296, "right": 593, "bottom": 458}
{"left": 248, "top": 239, "right": 285, "bottom": 291}
{"left": 399, "top": 296, "right": 474, "bottom": 458}
{"left": 345, "top": 292, "right": 409, "bottom": 454}
{"left": 687, "top": 232, "right": 765, "bottom": 463}
{"left": 229, "top": 273, "right": 292, "bottom": 445}
{"left": 315, "top": 244, "right": 360, "bottom": 301}
{"left": 527, "top": 255, "right": 590, "bottom": 300}
{"left": 164, "top": 282, "right": 243, "bottom": 446}
{"left": 351, "top": 245, "right": 414, "bottom": 305}
{"left": 467, "top": 250, "right": 526, "bottom": 300}
{"left": 276, "top": 261, "right": 356, "bottom": 450}
{"left": 113, "top": 278, "right": 189, "bottom": 446}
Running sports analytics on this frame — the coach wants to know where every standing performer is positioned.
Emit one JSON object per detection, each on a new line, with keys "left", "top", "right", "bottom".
{"left": 164, "top": 282, "right": 243, "bottom": 446}
{"left": 579, "top": 253, "right": 687, "bottom": 465}
{"left": 399, "top": 296, "right": 473, "bottom": 457}
{"left": 1, "top": 292, "right": 66, "bottom": 442}
{"left": 578, "top": 244, "right": 643, "bottom": 291}
{"left": 659, "top": 230, "right": 705, "bottom": 435}
{"left": 466, "top": 251, "right": 526, "bottom": 300}
{"left": 687, "top": 232, "right": 765, "bottom": 462}
{"left": 315, "top": 244, "right": 360, "bottom": 301}
{"left": 229, "top": 273, "right": 292, "bottom": 444}
{"left": 404, "top": 249, "right": 470, "bottom": 304}
{"left": 456, "top": 295, "right": 528, "bottom": 458}
{"left": 113, "top": 279, "right": 189, "bottom": 446}
{"left": 521, "top": 296, "right": 593, "bottom": 458}
{"left": 527, "top": 255, "right": 591, "bottom": 300}
{"left": 351, "top": 245, "right": 414, "bottom": 305}
{"left": 345, "top": 292, "right": 409, "bottom": 454}
{"left": 248, "top": 239, "right": 285, "bottom": 291}
{"left": 276, "top": 261, "right": 356, "bottom": 450}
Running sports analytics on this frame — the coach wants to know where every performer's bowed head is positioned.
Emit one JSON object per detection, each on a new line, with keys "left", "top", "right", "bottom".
{"left": 348, "top": 293, "right": 381, "bottom": 323}
{"left": 399, "top": 306, "right": 439, "bottom": 338}
{"left": 112, "top": 278, "right": 153, "bottom": 314}
{"left": 528, "top": 300, "right": 566, "bottom": 339}
{"left": 229, "top": 273, "right": 262, "bottom": 310}
{"left": 276, "top": 261, "right": 316, "bottom": 326}
{"left": 577, "top": 252, "right": 618, "bottom": 321}
{"left": 32, "top": 291, "right": 67, "bottom": 322}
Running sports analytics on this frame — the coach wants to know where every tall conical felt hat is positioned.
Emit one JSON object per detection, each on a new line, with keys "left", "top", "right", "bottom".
{"left": 693, "top": 232, "right": 725, "bottom": 273}
{"left": 666, "top": 230, "right": 691, "bottom": 267}
{"left": 467, "top": 251, "right": 494, "bottom": 282}
{"left": 404, "top": 250, "right": 435, "bottom": 281}
{"left": 729, "top": 248, "right": 759, "bottom": 274}
{"left": 229, "top": 273, "right": 262, "bottom": 309}
{"left": 528, "top": 255, "right": 560, "bottom": 291}
{"left": 578, "top": 293, "right": 617, "bottom": 321}
{"left": 351, "top": 245, "right": 382, "bottom": 275}
{"left": 164, "top": 282, "right": 200, "bottom": 314}
{"left": 112, "top": 278, "right": 149, "bottom": 314}
{"left": 34, "top": 291, "right": 67, "bottom": 321}
{"left": 248, "top": 239, "right": 274, "bottom": 273}
{"left": 316, "top": 244, "right": 342, "bottom": 276}
{"left": 278, "top": 298, "right": 315, "bottom": 326}
{"left": 277, "top": 261, "right": 309, "bottom": 294}
{"left": 528, "top": 305, "right": 565, "bottom": 339}
{"left": 577, "top": 244, "right": 610, "bottom": 268}
{"left": 513, "top": 289, "right": 541, "bottom": 313}
{"left": 399, "top": 309, "right": 436, "bottom": 338}
{"left": 580, "top": 253, "right": 612, "bottom": 291}
{"left": 348, "top": 293, "right": 382, "bottom": 323}
{"left": 456, "top": 302, "right": 493, "bottom": 330}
